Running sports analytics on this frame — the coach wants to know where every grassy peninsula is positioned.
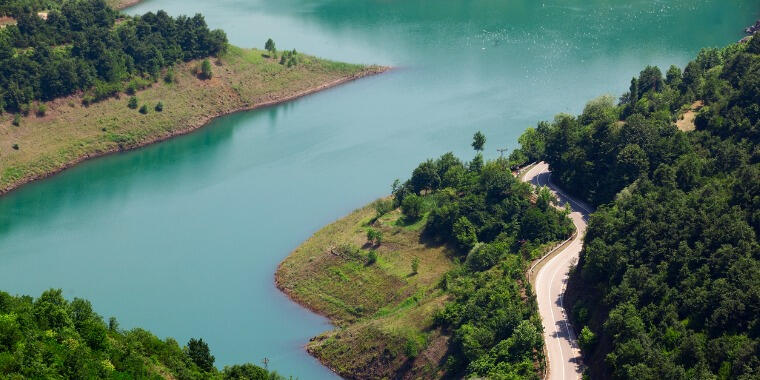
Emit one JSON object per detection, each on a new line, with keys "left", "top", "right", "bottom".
{"left": 277, "top": 149, "right": 574, "bottom": 379}
{"left": 277, "top": 202, "right": 457, "bottom": 379}
{"left": 0, "top": 46, "right": 382, "bottom": 193}
{"left": 0, "top": 0, "right": 385, "bottom": 194}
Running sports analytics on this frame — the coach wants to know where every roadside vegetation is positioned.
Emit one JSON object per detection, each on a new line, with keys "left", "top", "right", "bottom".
{"left": 510, "top": 36, "right": 760, "bottom": 379}
{"left": 277, "top": 135, "right": 573, "bottom": 379}
{"left": 0, "top": 289, "right": 286, "bottom": 379}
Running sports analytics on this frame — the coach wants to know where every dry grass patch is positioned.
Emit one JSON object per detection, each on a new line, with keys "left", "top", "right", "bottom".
{"left": 276, "top": 200, "right": 457, "bottom": 378}
{"left": 676, "top": 100, "right": 704, "bottom": 132}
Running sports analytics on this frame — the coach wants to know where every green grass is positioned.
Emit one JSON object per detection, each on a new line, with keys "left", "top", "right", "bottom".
{"left": 0, "top": 47, "right": 382, "bottom": 193}
{"left": 276, "top": 201, "right": 456, "bottom": 378}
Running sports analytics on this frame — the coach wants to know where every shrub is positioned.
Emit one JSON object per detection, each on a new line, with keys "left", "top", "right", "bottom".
{"left": 12, "top": 143, "right": 19, "bottom": 150}
{"left": 366, "top": 228, "right": 383, "bottom": 245}
{"left": 139, "top": 104, "right": 148, "bottom": 114}
{"left": 125, "top": 77, "right": 151, "bottom": 95}
{"left": 128, "top": 96, "right": 138, "bottom": 109}
{"left": 367, "top": 250, "right": 378, "bottom": 265}
{"left": 201, "top": 59, "right": 213, "bottom": 79}
{"left": 374, "top": 199, "right": 394, "bottom": 218}
{"left": 155, "top": 101, "right": 164, "bottom": 112}
{"left": 82, "top": 95, "right": 94, "bottom": 106}
{"left": 12, "top": 114, "right": 21, "bottom": 126}
{"left": 164, "top": 67, "right": 175, "bottom": 83}
{"left": 411, "top": 257, "right": 420, "bottom": 274}
{"left": 91, "top": 80, "right": 123, "bottom": 102}
{"left": 36, "top": 104, "right": 46, "bottom": 116}
{"left": 453, "top": 217, "right": 478, "bottom": 252}
{"left": 466, "top": 243, "right": 502, "bottom": 271}
{"left": 19, "top": 103, "right": 30, "bottom": 116}
{"left": 578, "top": 326, "right": 596, "bottom": 352}
{"left": 405, "top": 337, "right": 421, "bottom": 358}
{"left": 401, "top": 194, "right": 424, "bottom": 221}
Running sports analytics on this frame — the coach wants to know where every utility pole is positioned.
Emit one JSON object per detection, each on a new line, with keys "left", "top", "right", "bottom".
{"left": 262, "top": 357, "right": 269, "bottom": 369}
{"left": 497, "top": 147, "right": 508, "bottom": 157}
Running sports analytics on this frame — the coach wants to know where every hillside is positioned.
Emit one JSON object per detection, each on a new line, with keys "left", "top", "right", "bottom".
{"left": 0, "top": 289, "right": 286, "bottom": 379}
{"left": 510, "top": 36, "right": 760, "bottom": 379}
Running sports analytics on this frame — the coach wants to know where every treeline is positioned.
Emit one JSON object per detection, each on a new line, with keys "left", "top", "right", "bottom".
{"left": 511, "top": 36, "right": 760, "bottom": 378}
{"left": 0, "top": 0, "right": 60, "bottom": 17}
{"left": 391, "top": 138, "right": 573, "bottom": 378}
{"left": 0, "top": 0, "right": 227, "bottom": 112}
{"left": 0, "top": 289, "right": 287, "bottom": 379}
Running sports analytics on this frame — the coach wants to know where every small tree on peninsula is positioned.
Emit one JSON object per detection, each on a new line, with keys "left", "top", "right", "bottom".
{"left": 265, "top": 38, "right": 276, "bottom": 56}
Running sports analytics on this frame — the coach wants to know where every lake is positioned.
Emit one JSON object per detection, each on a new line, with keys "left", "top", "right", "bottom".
{"left": 1, "top": 0, "right": 756, "bottom": 378}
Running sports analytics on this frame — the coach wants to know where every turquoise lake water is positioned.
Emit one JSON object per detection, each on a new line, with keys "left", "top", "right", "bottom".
{"left": 1, "top": 0, "right": 757, "bottom": 378}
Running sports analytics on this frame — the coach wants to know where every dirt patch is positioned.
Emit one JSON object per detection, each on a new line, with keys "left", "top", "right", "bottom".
{"left": 676, "top": 100, "right": 704, "bottom": 132}
{"left": 0, "top": 16, "right": 16, "bottom": 27}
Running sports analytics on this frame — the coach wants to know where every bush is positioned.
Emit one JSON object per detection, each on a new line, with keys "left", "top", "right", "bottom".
{"left": 139, "top": 104, "right": 148, "bottom": 114}
{"left": 12, "top": 113, "right": 21, "bottom": 126}
{"left": 367, "top": 250, "right": 378, "bottom": 265}
{"left": 12, "top": 143, "right": 19, "bottom": 150}
{"left": 91, "top": 80, "right": 123, "bottom": 102}
{"left": 578, "top": 326, "right": 596, "bottom": 352}
{"left": 126, "top": 77, "right": 151, "bottom": 95}
{"left": 19, "top": 103, "right": 30, "bottom": 116}
{"left": 155, "top": 101, "right": 164, "bottom": 112}
{"left": 466, "top": 243, "right": 502, "bottom": 271}
{"left": 36, "top": 103, "right": 46, "bottom": 116}
{"left": 128, "top": 96, "right": 138, "bottom": 109}
{"left": 405, "top": 337, "right": 421, "bottom": 358}
{"left": 411, "top": 257, "right": 420, "bottom": 274}
{"left": 201, "top": 59, "right": 213, "bottom": 79}
{"left": 164, "top": 67, "right": 175, "bottom": 83}
{"left": 366, "top": 228, "right": 383, "bottom": 245}
{"left": 82, "top": 95, "right": 94, "bottom": 106}
{"left": 401, "top": 194, "right": 424, "bottom": 221}
{"left": 453, "top": 217, "right": 478, "bottom": 252}
{"left": 374, "top": 199, "right": 394, "bottom": 218}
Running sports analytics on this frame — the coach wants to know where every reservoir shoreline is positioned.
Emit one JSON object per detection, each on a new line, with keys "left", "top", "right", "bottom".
{"left": 0, "top": 66, "right": 387, "bottom": 197}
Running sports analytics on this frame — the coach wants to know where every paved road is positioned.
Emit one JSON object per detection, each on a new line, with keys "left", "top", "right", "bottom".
{"left": 522, "top": 162, "right": 592, "bottom": 380}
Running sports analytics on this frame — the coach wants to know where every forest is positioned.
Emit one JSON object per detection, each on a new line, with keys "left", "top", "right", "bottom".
{"left": 391, "top": 144, "right": 574, "bottom": 378}
{"left": 0, "top": 289, "right": 286, "bottom": 379}
{"left": 510, "top": 35, "right": 760, "bottom": 379}
{"left": 0, "top": 0, "right": 227, "bottom": 112}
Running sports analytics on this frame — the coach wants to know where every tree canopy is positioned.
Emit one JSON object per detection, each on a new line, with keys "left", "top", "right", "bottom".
{"left": 511, "top": 36, "right": 760, "bottom": 379}
{"left": 0, "top": 0, "right": 227, "bottom": 112}
{"left": 0, "top": 289, "right": 287, "bottom": 379}
{"left": 393, "top": 146, "right": 573, "bottom": 378}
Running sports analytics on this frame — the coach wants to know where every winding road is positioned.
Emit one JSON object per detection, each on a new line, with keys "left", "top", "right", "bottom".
{"left": 522, "top": 162, "right": 593, "bottom": 380}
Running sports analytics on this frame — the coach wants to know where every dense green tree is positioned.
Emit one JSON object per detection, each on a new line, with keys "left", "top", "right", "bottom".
{"left": 472, "top": 131, "right": 486, "bottom": 151}
{"left": 410, "top": 159, "right": 440, "bottom": 193}
{"left": 187, "top": 338, "right": 215, "bottom": 372}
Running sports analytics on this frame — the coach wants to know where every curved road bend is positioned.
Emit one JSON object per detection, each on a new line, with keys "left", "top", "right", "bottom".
{"left": 522, "top": 162, "right": 593, "bottom": 380}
